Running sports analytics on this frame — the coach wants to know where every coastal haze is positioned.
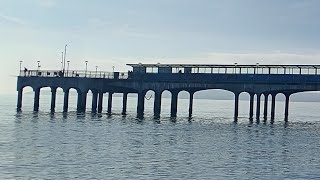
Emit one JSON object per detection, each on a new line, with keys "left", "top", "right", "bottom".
{"left": 1, "top": 0, "right": 320, "bottom": 179}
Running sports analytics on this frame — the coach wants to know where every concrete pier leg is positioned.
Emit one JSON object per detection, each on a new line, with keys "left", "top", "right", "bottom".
{"left": 77, "top": 92, "right": 87, "bottom": 112}
{"left": 263, "top": 93, "right": 269, "bottom": 119}
{"left": 107, "top": 92, "right": 113, "bottom": 114}
{"left": 249, "top": 93, "right": 254, "bottom": 119}
{"left": 256, "top": 94, "right": 261, "bottom": 119}
{"left": 33, "top": 88, "right": 40, "bottom": 112}
{"left": 170, "top": 91, "right": 179, "bottom": 117}
{"left": 122, "top": 93, "right": 128, "bottom": 115}
{"left": 234, "top": 93, "right": 239, "bottom": 120}
{"left": 50, "top": 87, "right": 57, "bottom": 112}
{"left": 188, "top": 92, "right": 194, "bottom": 118}
{"left": 63, "top": 89, "right": 69, "bottom": 112}
{"left": 91, "top": 91, "right": 98, "bottom": 113}
{"left": 154, "top": 91, "right": 162, "bottom": 118}
{"left": 97, "top": 92, "right": 103, "bottom": 113}
{"left": 137, "top": 91, "right": 146, "bottom": 117}
{"left": 17, "top": 88, "right": 23, "bottom": 111}
{"left": 271, "top": 93, "right": 276, "bottom": 120}
{"left": 284, "top": 94, "right": 290, "bottom": 121}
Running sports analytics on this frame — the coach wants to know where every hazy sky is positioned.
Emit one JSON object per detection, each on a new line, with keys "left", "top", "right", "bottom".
{"left": 1, "top": 0, "right": 320, "bottom": 94}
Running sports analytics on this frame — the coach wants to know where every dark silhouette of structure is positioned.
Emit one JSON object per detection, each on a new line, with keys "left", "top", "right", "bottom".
{"left": 16, "top": 63, "right": 320, "bottom": 121}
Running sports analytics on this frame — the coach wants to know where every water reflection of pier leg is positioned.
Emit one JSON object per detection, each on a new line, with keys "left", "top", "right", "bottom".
{"left": 97, "top": 92, "right": 103, "bottom": 113}
{"left": 122, "top": 92, "right": 128, "bottom": 115}
{"left": 107, "top": 92, "right": 113, "bottom": 114}
{"left": 17, "top": 88, "right": 23, "bottom": 111}
{"left": 50, "top": 87, "right": 57, "bottom": 112}
{"left": 189, "top": 91, "right": 194, "bottom": 118}
{"left": 33, "top": 88, "right": 40, "bottom": 112}
{"left": 170, "top": 91, "right": 178, "bottom": 117}
{"left": 153, "top": 91, "right": 161, "bottom": 117}
{"left": 249, "top": 93, "right": 254, "bottom": 119}
{"left": 63, "top": 89, "right": 69, "bottom": 112}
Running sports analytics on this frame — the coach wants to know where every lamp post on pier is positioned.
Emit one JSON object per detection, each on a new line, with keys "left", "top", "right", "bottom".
{"left": 95, "top": 66, "right": 98, "bottom": 78}
{"left": 67, "top": 61, "right": 70, "bottom": 77}
{"left": 37, "top": 61, "right": 40, "bottom": 71}
{"left": 85, "top": 61, "right": 88, "bottom": 77}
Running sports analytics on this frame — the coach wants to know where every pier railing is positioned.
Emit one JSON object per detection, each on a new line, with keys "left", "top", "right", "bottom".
{"left": 19, "top": 70, "right": 129, "bottom": 79}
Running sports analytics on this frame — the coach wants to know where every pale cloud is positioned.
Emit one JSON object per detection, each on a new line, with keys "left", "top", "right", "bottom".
{"left": 37, "top": 0, "right": 56, "bottom": 8}
{"left": 0, "top": 13, "right": 27, "bottom": 25}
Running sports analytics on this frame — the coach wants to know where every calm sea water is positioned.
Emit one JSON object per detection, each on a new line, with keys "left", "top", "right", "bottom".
{"left": 1, "top": 93, "right": 320, "bottom": 179}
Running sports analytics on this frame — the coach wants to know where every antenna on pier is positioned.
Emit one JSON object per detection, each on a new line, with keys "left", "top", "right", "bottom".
{"left": 63, "top": 44, "right": 67, "bottom": 73}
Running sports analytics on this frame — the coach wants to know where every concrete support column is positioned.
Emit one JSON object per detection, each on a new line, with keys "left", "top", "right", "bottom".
{"left": 17, "top": 88, "right": 23, "bottom": 111}
{"left": 122, "top": 92, "right": 128, "bottom": 115}
{"left": 271, "top": 93, "right": 276, "bottom": 120}
{"left": 97, "top": 92, "right": 104, "bottom": 113}
{"left": 189, "top": 92, "right": 194, "bottom": 118}
{"left": 77, "top": 91, "right": 87, "bottom": 112}
{"left": 256, "top": 94, "right": 261, "bottom": 119}
{"left": 284, "top": 94, "right": 290, "bottom": 121}
{"left": 33, "top": 88, "right": 40, "bottom": 112}
{"left": 263, "top": 93, "right": 269, "bottom": 119}
{"left": 91, "top": 91, "right": 98, "bottom": 113}
{"left": 137, "top": 91, "right": 146, "bottom": 117}
{"left": 63, "top": 89, "right": 69, "bottom": 112}
{"left": 153, "top": 91, "right": 162, "bottom": 117}
{"left": 249, "top": 93, "right": 254, "bottom": 119}
{"left": 107, "top": 92, "right": 113, "bottom": 114}
{"left": 234, "top": 93, "right": 240, "bottom": 119}
{"left": 170, "top": 91, "right": 179, "bottom": 117}
{"left": 50, "top": 87, "right": 57, "bottom": 112}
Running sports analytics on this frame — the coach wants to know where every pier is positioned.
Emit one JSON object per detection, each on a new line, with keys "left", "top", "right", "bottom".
{"left": 16, "top": 64, "right": 320, "bottom": 121}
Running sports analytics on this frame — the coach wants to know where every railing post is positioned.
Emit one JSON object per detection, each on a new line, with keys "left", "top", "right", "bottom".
{"left": 50, "top": 87, "right": 57, "bottom": 112}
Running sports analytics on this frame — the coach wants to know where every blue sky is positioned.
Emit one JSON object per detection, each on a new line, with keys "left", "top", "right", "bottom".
{"left": 1, "top": 0, "right": 320, "bottom": 94}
